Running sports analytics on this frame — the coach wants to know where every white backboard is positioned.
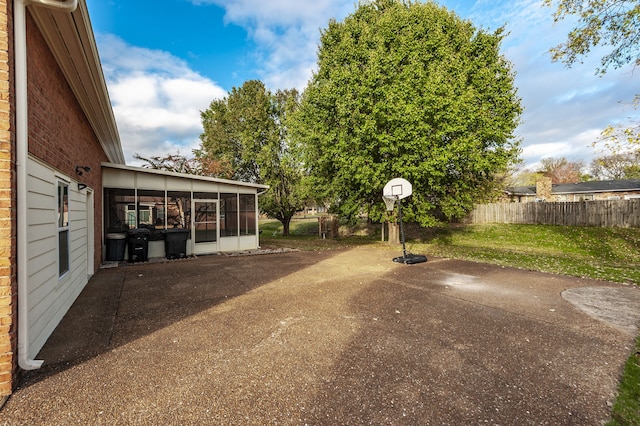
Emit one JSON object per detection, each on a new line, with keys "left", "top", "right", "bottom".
{"left": 383, "top": 178, "right": 412, "bottom": 200}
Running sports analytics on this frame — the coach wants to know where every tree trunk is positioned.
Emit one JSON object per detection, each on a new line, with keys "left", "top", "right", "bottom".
{"left": 281, "top": 218, "right": 291, "bottom": 236}
{"left": 387, "top": 221, "right": 400, "bottom": 244}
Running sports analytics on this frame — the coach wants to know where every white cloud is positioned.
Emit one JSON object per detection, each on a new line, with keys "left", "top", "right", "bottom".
{"left": 196, "top": 0, "right": 350, "bottom": 27}
{"left": 96, "top": 35, "right": 227, "bottom": 165}
{"left": 521, "top": 129, "right": 601, "bottom": 162}
{"left": 522, "top": 142, "right": 573, "bottom": 159}
{"left": 194, "top": 0, "right": 354, "bottom": 90}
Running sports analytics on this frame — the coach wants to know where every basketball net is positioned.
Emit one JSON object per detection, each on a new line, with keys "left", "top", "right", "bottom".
{"left": 382, "top": 195, "right": 397, "bottom": 212}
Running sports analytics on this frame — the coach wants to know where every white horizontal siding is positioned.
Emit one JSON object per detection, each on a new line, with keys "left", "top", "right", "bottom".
{"left": 27, "top": 222, "right": 55, "bottom": 246}
{"left": 27, "top": 235, "right": 56, "bottom": 264}
{"left": 69, "top": 194, "right": 88, "bottom": 272}
{"left": 26, "top": 156, "right": 92, "bottom": 359}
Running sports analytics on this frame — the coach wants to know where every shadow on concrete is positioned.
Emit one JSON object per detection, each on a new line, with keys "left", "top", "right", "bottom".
{"left": 298, "top": 259, "right": 636, "bottom": 424}
{"left": 20, "top": 250, "right": 337, "bottom": 388}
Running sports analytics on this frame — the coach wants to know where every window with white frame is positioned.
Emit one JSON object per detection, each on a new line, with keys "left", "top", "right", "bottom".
{"left": 57, "top": 181, "right": 70, "bottom": 277}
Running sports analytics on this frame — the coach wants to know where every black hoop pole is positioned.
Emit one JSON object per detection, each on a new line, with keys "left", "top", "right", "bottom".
{"left": 386, "top": 180, "right": 427, "bottom": 265}
{"left": 398, "top": 197, "right": 407, "bottom": 259}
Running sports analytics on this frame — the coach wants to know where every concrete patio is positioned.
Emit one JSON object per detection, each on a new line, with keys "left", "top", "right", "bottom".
{"left": 2, "top": 246, "right": 639, "bottom": 425}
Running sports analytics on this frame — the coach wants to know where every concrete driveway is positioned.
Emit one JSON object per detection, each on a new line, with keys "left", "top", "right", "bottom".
{"left": 2, "top": 246, "right": 639, "bottom": 425}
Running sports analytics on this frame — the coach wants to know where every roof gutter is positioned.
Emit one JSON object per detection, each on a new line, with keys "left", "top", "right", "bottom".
{"left": 26, "top": 0, "right": 78, "bottom": 12}
{"left": 15, "top": 0, "right": 78, "bottom": 371}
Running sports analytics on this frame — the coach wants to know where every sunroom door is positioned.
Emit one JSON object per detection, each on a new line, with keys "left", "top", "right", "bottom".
{"left": 192, "top": 199, "right": 219, "bottom": 254}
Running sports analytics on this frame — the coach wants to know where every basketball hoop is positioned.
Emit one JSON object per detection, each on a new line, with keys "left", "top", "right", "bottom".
{"left": 383, "top": 195, "right": 396, "bottom": 212}
{"left": 382, "top": 177, "right": 427, "bottom": 265}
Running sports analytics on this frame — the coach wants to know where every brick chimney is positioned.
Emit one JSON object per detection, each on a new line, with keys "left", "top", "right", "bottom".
{"left": 536, "top": 177, "right": 553, "bottom": 201}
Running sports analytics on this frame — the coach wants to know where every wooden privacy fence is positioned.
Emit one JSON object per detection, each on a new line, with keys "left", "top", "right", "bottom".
{"left": 468, "top": 200, "right": 640, "bottom": 228}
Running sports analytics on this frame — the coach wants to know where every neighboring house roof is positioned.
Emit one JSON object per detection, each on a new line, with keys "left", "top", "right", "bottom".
{"left": 28, "top": 2, "right": 125, "bottom": 164}
{"left": 506, "top": 179, "right": 640, "bottom": 196}
{"left": 102, "top": 162, "right": 270, "bottom": 190}
{"left": 507, "top": 186, "right": 536, "bottom": 196}
{"left": 553, "top": 179, "right": 640, "bottom": 194}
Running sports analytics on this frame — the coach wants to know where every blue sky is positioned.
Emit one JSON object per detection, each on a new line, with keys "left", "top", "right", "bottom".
{"left": 86, "top": 0, "right": 639, "bottom": 172}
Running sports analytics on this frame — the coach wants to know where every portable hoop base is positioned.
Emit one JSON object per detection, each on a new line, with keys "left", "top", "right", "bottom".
{"left": 393, "top": 253, "right": 428, "bottom": 264}
{"left": 388, "top": 193, "right": 427, "bottom": 265}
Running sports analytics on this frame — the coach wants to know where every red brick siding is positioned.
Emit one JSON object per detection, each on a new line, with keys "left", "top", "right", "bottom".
{"left": 26, "top": 11, "right": 107, "bottom": 271}
{"left": 0, "top": 0, "right": 15, "bottom": 402}
{"left": 0, "top": 5, "right": 112, "bottom": 401}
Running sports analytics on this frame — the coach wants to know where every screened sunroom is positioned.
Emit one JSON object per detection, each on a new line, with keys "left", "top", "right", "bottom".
{"left": 102, "top": 163, "right": 268, "bottom": 261}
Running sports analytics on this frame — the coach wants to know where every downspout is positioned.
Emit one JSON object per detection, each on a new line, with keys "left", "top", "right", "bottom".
{"left": 15, "top": 0, "right": 78, "bottom": 370}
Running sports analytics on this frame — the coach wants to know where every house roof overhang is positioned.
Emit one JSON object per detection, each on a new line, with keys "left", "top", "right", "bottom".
{"left": 27, "top": 1, "right": 125, "bottom": 164}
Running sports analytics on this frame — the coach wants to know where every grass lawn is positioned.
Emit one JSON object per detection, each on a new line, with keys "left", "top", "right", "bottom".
{"left": 415, "top": 224, "right": 640, "bottom": 285}
{"left": 260, "top": 218, "right": 640, "bottom": 424}
{"left": 260, "top": 218, "right": 640, "bottom": 285}
{"left": 260, "top": 217, "right": 378, "bottom": 251}
{"left": 607, "top": 335, "right": 640, "bottom": 426}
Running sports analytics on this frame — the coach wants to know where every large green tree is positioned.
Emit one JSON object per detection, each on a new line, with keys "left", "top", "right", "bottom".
{"left": 200, "top": 80, "right": 273, "bottom": 183}
{"left": 292, "top": 0, "right": 522, "bottom": 226}
{"left": 199, "top": 81, "right": 305, "bottom": 235}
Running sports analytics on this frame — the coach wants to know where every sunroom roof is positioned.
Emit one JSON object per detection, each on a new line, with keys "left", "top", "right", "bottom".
{"left": 102, "top": 162, "right": 270, "bottom": 190}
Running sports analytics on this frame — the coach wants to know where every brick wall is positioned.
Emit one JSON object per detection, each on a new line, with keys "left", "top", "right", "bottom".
{"left": 0, "top": 0, "right": 15, "bottom": 402}
{"left": 26, "top": 11, "right": 108, "bottom": 270}
{"left": 0, "top": 5, "right": 111, "bottom": 402}
{"left": 535, "top": 177, "right": 553, "bottom": 201}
